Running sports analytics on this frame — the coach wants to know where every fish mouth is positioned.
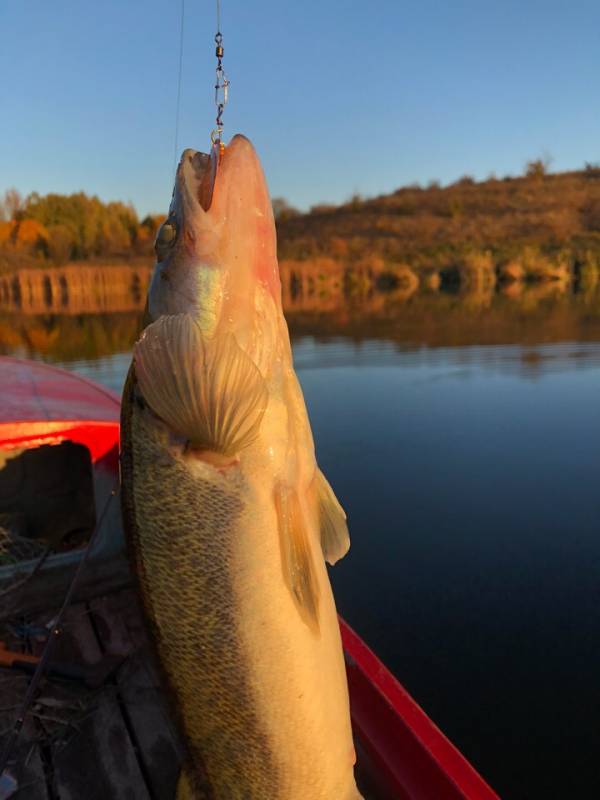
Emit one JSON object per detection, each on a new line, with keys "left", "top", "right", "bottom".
{"left": 179, "top": 146, "right": 219, "bottom": 213}
{"left": 178, "top": 135, "right": 258, "bottom": 215}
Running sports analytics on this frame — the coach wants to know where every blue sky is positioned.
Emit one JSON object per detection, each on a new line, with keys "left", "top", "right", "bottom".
{"left": 1, "top": 0, "right": 600, "bottom": 217}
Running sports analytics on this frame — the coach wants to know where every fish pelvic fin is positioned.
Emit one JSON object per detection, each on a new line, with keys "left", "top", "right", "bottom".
{"left": 176, "top": 768, "right": 210, "bottom": 800}
{"left": 315, "top": 469, "right": 350, "bottom": 565}
{"left": 275, "top": 483, "right": 320, "bottom": 633}
{"left": 134, "top": 313, "right": 268, "bottom": 456}
{"left": 176, "top": 769, "right": 194, "bottom": 800}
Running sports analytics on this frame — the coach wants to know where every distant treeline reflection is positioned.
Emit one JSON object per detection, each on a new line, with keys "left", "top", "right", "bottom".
{"left": 0, "top": 265, "right": 151, "bottom": 315}
{"left": 3, "top": 261, "right": 600, "bottom": 360}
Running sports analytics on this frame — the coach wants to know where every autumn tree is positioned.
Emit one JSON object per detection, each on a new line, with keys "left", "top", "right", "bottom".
{"left": 22, "top": 193, "right": 142, "bottom": 259}
{"left": 46, "top": 224, "right": 77, "bottom": 264}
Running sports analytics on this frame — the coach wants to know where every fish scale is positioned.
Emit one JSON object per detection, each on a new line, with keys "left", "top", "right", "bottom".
{"left": 121, "top": 371, "right": 280, "bottom": 799}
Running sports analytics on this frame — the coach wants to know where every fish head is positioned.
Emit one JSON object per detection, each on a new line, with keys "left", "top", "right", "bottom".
{"left": 148, "top": 134, "right": 281, "bottom": 339}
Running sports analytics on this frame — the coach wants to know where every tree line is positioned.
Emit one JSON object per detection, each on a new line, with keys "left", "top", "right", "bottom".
{"left": 0, "top": 189, "right": 163, "bottom": 267}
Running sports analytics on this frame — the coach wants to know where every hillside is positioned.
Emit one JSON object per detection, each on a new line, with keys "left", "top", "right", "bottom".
{"left": 276, "top": 162, "right": 600, "bottom": 281}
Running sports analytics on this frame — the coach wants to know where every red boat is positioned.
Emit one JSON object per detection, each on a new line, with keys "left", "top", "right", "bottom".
{"left": 0, "top": 356, "right": 499, "bottom": 800}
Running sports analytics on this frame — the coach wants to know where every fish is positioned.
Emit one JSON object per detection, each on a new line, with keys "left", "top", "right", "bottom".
{"left": 120, "top": 134, "right": 362, "bottom": 800}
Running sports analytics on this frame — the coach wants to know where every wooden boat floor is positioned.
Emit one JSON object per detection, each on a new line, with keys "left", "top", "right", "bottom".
{"left": 1, "top": 589, "right": 182, "bottom": 800}
{"left": 0, "top": 587, "right": 380, "bottom": 800}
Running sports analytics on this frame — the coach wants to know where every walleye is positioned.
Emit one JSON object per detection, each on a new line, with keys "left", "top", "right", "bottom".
{"left": 120, "top": 135, "right": 361, "bottom": 799}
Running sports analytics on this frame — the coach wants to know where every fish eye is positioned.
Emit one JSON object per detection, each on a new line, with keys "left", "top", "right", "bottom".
{"left": 155, "top": 217, "right": 178, "bottom": 260}
{"left": 157, "top": 218, "right": 177, "bottom": 244}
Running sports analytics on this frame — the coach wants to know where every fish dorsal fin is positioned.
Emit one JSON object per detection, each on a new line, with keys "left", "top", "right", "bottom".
{"left": 134, "top": 313, "right": 268, "bottom": 456}
{"left": 315, "top": 469, "right": 350, "bottom": 565}
{"left": 274, "top": 483, "right": 320, "bottom": 633}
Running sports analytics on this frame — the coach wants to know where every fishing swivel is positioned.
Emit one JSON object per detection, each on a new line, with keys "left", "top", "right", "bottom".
{"left": 211, "top": 30, "right": 230, "bottom": 157}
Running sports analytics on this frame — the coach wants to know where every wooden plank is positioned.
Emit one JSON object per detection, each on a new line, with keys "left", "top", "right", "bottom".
{"left": 0, "top": 671, "right": 49, "bottom": 800}
{"left": 89, "top": 591, "right": 182, "bottom": 800}
{"left": 48, "top": 605, "right": 151, "bottom": 800}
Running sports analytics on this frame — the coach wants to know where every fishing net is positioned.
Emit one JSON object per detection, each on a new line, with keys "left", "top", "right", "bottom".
{"left": 0, "top": 512, "right": 47, "bottom": 565}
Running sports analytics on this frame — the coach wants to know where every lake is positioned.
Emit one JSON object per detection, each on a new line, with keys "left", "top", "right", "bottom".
{"left": 2, "top": 270, "right": 600, "bottom": 799}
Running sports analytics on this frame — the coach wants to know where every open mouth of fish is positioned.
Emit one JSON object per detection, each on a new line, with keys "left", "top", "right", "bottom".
{"left": 180, "top": 146, "right": 220, "bottom": 212}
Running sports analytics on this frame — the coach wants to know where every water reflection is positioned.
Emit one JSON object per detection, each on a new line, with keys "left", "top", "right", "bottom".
{"left": 3, "top": 264, "right": 600, "bottom": 369}
{"left": 0, "top": 265, "right": 151, "bottom": 315}
{"left": 293, "top": 338, "right": 600, "bottom": 380}
{"left": 0, "top": 312, "right": 143, "bottom": 363}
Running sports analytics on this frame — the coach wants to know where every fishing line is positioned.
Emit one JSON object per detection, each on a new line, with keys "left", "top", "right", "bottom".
{"left": 172, "top": 0, "right": 186, "bottom": 177}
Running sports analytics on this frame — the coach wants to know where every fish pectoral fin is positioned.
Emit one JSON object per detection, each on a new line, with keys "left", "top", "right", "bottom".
{"left": 315, "top": 469, "right": 350, "bottom": 565}
{"left": 134, "top": 313, "right": 268, "bottom": 456}
{"left": 275, "top": 483, "right": 320, "bottom": 633}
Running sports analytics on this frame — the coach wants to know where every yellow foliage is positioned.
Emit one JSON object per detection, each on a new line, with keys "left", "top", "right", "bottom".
{"left": 356, "top": 254, "right": 385, "bottom": 271}
{"left": 462, "top": 250, "right": 495, "bottom": 272}
{"left": 0, "top": 221, "right": 16, "bottom": 245}
{"left": 329, "top": 237, "right": 349, "bottom": 258}
{"left": 499, "top": 261, "right": 525, "bottom": 282}
{"left": 15, "top": 219, "right": 48, "bottom": 248}
{"left": 136, "top": 225, "right": 152, "bottom": 245}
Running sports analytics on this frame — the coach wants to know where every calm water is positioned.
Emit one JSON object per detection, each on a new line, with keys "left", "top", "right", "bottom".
{"left": 3, "top": 287, "right": 600, "bottom": 799}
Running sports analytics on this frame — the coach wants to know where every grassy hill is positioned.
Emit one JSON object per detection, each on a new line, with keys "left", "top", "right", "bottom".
{"left": 276, "top": 162, "right": 600, "bottom": 284}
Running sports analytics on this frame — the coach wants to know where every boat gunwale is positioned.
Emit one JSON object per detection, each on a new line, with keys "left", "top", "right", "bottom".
{"left": 340, "top": 619, "right": 499, "bottom": 799}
